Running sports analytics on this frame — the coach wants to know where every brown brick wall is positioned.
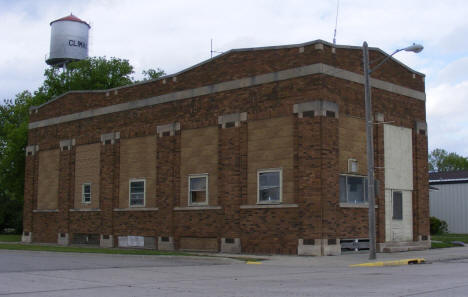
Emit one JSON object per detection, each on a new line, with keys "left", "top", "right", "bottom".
{"left": 180, "top": 126, "right": 218, "bottom": 207}
{"left": 119, "top": 136, "right": 157, "bottom": 208}
{"left": 339, "top": 116, "right": 367, "bottom": 175}
{"left": 24, "top": 44, "right": 428, "bottom": 253}
{"left": 37, "top": 149, "right": 59, "bottom": 210}
{"left": 30, "top": 42, "right": 424, "bottom": 123}
{"left": 247, "top": 117, "right": 294, "bottom": 205}
{"left": 74, "top": 143, "right": 100, "bottom": 209}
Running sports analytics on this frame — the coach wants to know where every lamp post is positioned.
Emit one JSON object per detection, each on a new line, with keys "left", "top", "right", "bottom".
{"left": 362, "top": 41, "right": 423, "bottom": 260}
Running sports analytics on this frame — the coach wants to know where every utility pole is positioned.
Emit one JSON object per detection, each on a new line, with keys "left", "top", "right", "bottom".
{"left": 362, "top": 41, "right": 377, "bottom": 260}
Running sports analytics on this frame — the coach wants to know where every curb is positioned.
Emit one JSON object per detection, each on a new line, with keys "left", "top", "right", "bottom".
{"left": 246, "top": 261, "right": 262, "bottom": 264}
{"left": 350, "top": 258, "right": 425, "bottom": 267}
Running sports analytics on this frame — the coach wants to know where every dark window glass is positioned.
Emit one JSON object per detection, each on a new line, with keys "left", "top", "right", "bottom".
{"left": 190, "top": 176, "right": 207, "bottom": 204}
{"left": 393, "top": 191, "right": 403, "bottom": 220}
{"left": 259, "top": 171, "right": 280, "bottom": 202}
{"left": 83, "top": 184, "right": 91, "bottom": 203}
{"left": 130, "top": 181, "right": 145, "bottom": 206}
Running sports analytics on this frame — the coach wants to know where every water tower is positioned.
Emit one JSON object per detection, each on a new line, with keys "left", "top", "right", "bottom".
{"left": 46, "top": 14, "right": 90, "bottom": 67}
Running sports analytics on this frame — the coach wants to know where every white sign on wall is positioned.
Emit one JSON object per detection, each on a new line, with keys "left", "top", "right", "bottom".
{"left": 118, "top": 236, "right": 145, "bottom": 247}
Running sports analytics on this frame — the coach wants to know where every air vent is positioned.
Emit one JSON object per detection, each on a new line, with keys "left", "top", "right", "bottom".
{"left": 348, "top": 159, "right": 358, "bottom": 173}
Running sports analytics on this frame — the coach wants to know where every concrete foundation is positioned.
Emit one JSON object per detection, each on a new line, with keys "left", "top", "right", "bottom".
{"left": 323, "top": 239, "right": 341, "bottom": 256}
{"left": 57, "top": 233, "right": 69, "bottom": 246}
{"left": 158, "top": 236, "right": 174, "bottom": 251}
{"left": 220, "top": 238, "right": 241, "bottom": 254}
{"left": 377, "top": 240, "right": 431, "bottom": 253}
{"left": 298, "top": 239, "right": 321, "bottom": 256}
{"left": 100, "top": 235, "right": 114, "bottom": 248}
{"left": 21, "top": 231, "right": 32, "bottom": 243}
{"left": 298, "top": 239, "right": 341, "bottom": 256}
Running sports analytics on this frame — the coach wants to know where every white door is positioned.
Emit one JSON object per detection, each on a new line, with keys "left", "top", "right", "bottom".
{"left": 385, "top": 189, "right": 413, "bottom": 241}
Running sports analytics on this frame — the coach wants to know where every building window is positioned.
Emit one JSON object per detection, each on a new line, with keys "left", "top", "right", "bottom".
{"left": 82, "top": 183, "right": 91, "bottom": 203}
{"left": 393, "top": 191, "right": 403, "bottom": 220}
{"left": 339, "top": 175, "right": 368, "bottom": 203}
{"left": 258, "top": 169, "right": 282, "bottom": 203}
{"left": 129, "top": 179, "right": 145, "bottom": 207}
{"left": 189, "top": 174, "right": 208, "bottom": 205}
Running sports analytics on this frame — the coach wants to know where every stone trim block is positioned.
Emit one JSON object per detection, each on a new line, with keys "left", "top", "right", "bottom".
{"left": 100, "top": 132, "right": 120, "bottom": 144}
{"left": 22, "top": 231, "right": 32, "bottom": 243}
{"left": 323, "top": 238, "right": 341, "bottom": 256}
{"left": 416, "top": 121, "right": 427, "bottom": 135}
{"left": 158, "top": 236, "right": 175, "bottom": 251}
{"left": 298, "top": 239, "right": 321, "bottom": 256}
{"left": 314, "top": 43, "right": 324, "bottom": 50}
{"left": 339, "top": 202, "right": 378, "bottom": 208}
{"left": 298, "top": 239, "right": 341, "bottom": 256}
{"left": 25, "top": 145, "right": 39, "bottom": 156}
{"left": 218, "top": 112, "right": 247, "bottom": 128}
{"left": 173, "top": 206, "right": 222, "bottom": 211}
{"left": 157, "top": 122, "right": 180, "bottom": 137}
{"left": 57, "top": 232, "right": 69, "bottom": 246}
{"left": 100, "top": 235, "right": 114, "bottom": 248}
{"left": 375, "top": 112, "right": 385, "bottom": 122}
{"left": 69, "top": 208, "right": 102, "bottom": 212}
{"left": 240, "top": 203, "right": 298, "bottom": 209}
{"left": 221, "top": 237, "right": 241, "bottom": 254}
{"left": 59, "top": 138, "right": 75, "bottom": 151}
{"left": 33, "top": 209, "right": 59, "bottom": 213}
{"left": 113, "top": 208, "right": 159, "bottom": 212}
{"left": 293, "top": 100, "right": 339, "bottom": 118}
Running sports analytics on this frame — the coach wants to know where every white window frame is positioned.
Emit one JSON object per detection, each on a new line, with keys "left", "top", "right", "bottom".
{"left": 339, "top": 174, "right": 368, "bottom": 204}
{"left": 82, "top": 183, "right": 92, "bottom": 204}
{"left": 129, "top": 179, "right": 146, "bottom": 207}
{"left": 188, "top": 174, "right": 209, "bottom": 206}
{"left": 257, "top": 168, "right": 283, "bottom": 204}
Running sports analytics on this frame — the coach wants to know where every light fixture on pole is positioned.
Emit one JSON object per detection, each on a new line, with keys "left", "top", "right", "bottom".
{"left": 362, "top": 41, "right": 423, "bottom": 260}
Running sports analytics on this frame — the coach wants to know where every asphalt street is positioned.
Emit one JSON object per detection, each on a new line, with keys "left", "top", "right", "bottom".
{"left": 1, "top": 249, "right": 468, "bottom": 296}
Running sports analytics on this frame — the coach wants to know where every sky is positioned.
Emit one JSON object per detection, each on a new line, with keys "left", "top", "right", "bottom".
{"left": 1, "top": 0, "right": 467, "bottom": 156}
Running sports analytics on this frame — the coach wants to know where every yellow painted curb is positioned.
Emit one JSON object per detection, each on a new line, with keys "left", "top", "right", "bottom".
{"left": 350, "top": 258, "right": 425, "bottom": 267}
{"left": 246, "top": 261, "right": 262, "bottom": 265}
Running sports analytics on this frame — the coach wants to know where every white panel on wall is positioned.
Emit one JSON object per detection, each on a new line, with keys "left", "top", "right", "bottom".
{"left": 384, "top": 124, "right": 413, "bottom": 191}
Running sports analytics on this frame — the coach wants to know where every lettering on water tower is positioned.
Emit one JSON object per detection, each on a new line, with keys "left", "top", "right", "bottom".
{"left": 68, "top": 39, "right": 87, "bottom": 49}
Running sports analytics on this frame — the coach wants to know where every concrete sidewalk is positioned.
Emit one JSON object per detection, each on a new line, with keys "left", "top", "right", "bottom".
{"left": 208, "top": 246, "right": 468, "bottom": 267}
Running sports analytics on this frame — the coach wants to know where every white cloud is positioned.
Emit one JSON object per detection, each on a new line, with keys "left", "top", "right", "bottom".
{"left": 427, "top": 80, "right": 468, "bottom": 155}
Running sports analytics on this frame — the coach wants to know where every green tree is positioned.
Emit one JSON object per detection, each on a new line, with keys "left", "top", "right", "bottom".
{"left": 0, "top": 91, "right": 39, "bottom": 232}
{"left": 0, "top": 57, "right": 160, "bottom": 233}
{"left": 141, "top": 68, "right": 166, "bottom": 80}
{"left": 428, "top": 148, "right": 468, "bottom": 172}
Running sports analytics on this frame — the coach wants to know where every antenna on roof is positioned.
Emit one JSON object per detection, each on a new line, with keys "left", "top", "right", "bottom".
{"left": 210, "top": 38, "right": 224, "bottom": 59}
{"left": 332, "top": 0, "right": 340, "bottom": 46}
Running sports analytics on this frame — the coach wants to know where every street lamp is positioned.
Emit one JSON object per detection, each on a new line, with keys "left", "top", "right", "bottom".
{"left": 362, "top": 41, "right": 423, "bottom": 260}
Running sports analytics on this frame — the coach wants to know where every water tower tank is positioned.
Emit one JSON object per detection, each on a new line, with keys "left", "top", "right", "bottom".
{"left": 46, "top": 14, "right": 90, "bottom": 66}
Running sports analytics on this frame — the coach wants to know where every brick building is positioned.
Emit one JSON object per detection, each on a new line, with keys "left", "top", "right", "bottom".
{"left": 22, "top": 40, "right": 430, "bottom": 255}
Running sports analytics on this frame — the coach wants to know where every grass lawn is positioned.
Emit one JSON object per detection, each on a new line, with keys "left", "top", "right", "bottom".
{"left": 0, "top": 243, "right": 195, "bottom": 256}
{"left": 431, "top": 233, "right": 468, "bottom": 249}
{"left": 0, "top": 234, "right": 21, "bottom": 242}
{"left": 0, "top": 241, "right": 265, "bottom": 262}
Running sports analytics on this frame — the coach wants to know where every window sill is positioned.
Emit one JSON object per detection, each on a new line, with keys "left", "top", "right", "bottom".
{"left": 339, "top": 203, "right": 378, "bottom": 208}
{"left": 240, "top": 204, "right": 298, "bottom": 209}
{"left": 70, "top": 208, "right": 101, "bottom": 212}
{"left": 174, "top": 206, "right": 222, "bottom": 211}
{"left": 113, "top": 208, "right": 159, "bottom": 212}
{"left": 33, "top": 209, "right": 59, "bottom": 213}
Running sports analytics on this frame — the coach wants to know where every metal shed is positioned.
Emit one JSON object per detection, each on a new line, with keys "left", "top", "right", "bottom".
{"left": 429, "top": 171, "right": 468, "bottom": 233}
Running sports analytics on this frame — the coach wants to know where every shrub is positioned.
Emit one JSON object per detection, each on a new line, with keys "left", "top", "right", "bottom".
{"left": 430, "top": 216, "right": 448, "bottom": 235}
